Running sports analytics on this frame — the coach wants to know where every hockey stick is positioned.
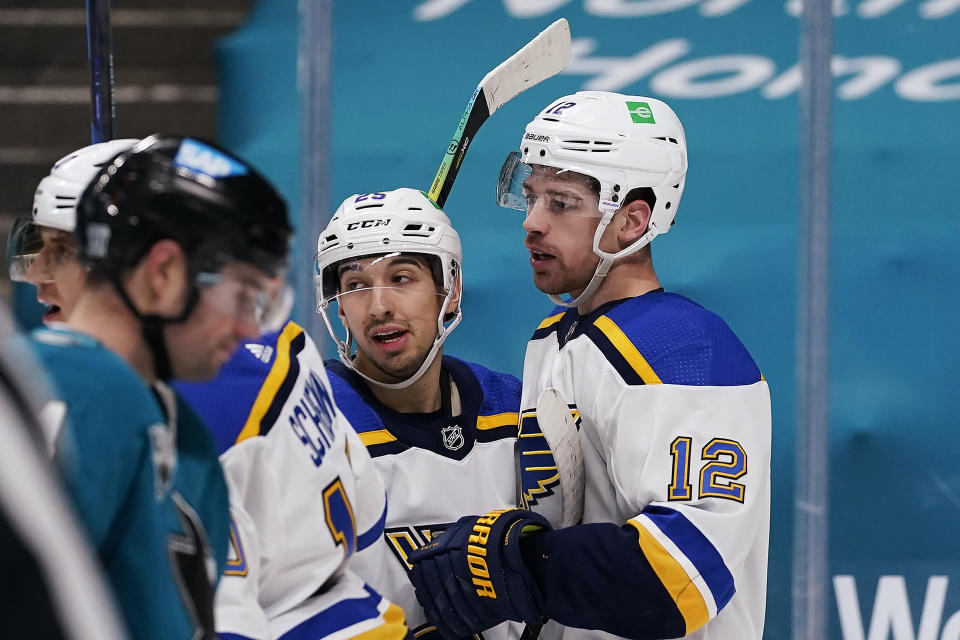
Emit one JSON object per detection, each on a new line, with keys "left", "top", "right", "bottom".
{"left": 534, "top": 387, "right": 584, "bottom": 527}
{"left": 427, "top": 18, "right": 571, "bottom": 208}
{"left": 85, "top": 0, "right": 116, "bottom": 143}
{"left": 518, "top": 387, "right": 584, "bottom": 640}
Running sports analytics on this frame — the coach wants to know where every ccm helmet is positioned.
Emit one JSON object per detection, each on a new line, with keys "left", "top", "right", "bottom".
{"left": 7, "top": 139, "right": 138, "bottom": 282}
{"left": 315, "top": 188, "right": 462, "bottom": 389}
{"left": 498, "top": 91, "right": 687, "bottom": 307}
{"left": 76, "top": 134, "right": 293, "bottom": 379}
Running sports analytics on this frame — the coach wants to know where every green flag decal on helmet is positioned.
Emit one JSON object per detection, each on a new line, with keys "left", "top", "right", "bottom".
{"left": 626, "top": 101, "right": 656, "bottom": 124}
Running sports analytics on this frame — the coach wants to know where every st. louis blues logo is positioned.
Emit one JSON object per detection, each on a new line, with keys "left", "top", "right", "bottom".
{"left": 516, "top": 409, "right": 560, "bottom": 509}
{"left": 441, "top": 424, "right": 464, "bottom": 451}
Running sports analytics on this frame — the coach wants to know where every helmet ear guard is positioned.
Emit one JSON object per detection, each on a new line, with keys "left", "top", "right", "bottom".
{"left": 500, "top": 91, "right": 688, "bottom": 307}
{"left": 314, "top": 188, "right": 463, "bottom": 389}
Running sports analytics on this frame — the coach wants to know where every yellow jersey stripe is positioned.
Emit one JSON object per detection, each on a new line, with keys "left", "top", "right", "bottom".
{"left": 593, "top": 316, "right": 662, "bottom": 384}
{"left": 351, "top": 601, "right": 408, "bottom": 639}
{"left": 236, "top": 322, "right": 303, "bottom": 445}
{"left": 476, "top": 412, "right": 519, "bottom": 430}
{"left": 538, "top": 312, "right": 564, "bottom": 330}
{"left": 360, "top": 429, "right": 398, "bottom": 446}
{"left": 627, "top": 519, "right": 710, "bottom": 632}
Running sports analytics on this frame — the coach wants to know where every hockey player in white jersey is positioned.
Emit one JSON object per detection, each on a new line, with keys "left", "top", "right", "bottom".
{"left": 407, "top": 92, "right": 772, "bottom": 640}
{"left": 193, "top": 319, "right": 411, "bottom": 640}
{"left": 313, "top": 188, "right": 522, "bottom": 639}
{"left": 174, "top": 310, "right": 411, "bottom": 635}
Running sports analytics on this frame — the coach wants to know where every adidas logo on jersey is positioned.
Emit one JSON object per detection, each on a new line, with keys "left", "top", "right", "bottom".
{"left": 245, "top": 344, "right": 274, "bottom": 363}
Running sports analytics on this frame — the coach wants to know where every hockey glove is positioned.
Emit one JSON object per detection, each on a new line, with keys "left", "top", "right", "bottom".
{"left": 407, "top": 508, "right": 551, "bottom": 639}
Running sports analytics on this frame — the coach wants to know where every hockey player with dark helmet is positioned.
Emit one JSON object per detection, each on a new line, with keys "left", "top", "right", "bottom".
{"left": 75, "top": 134, "right": 292, "bottom": 381}
{"left": 18, "top": 135, "right": 292, "bottom": 639}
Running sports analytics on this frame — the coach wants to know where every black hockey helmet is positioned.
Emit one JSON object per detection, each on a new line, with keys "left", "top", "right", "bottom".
{"left": 74, "top": 135, "right": 292, "bottom": 380}
{"left": 76, "top": 134, "right": 292, "bottom": 280}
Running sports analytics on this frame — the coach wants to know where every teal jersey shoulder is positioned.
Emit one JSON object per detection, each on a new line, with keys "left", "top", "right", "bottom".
{"left": 26, "top": 326, "right": 228, "bottom": 640}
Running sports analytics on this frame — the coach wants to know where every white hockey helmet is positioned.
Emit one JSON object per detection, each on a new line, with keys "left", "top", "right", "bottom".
{"left": 497, "top": 91, "right": 687, "bottom": 307}
{"left": 314, "top": 188, "right": 463, "bottom": 389}
{"left": 8, "top": 139, "right": 139, "bottom": 281}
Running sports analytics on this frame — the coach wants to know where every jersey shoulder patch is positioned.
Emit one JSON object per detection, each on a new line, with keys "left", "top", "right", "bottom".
{"left": 586, "top": 293, "right": 761, "bottom": 387}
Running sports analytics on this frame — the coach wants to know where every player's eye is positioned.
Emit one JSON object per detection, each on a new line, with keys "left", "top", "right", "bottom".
{"left": 341, "top": 279, "right": 363, "bottom": 292}
{"left": 46, "top": 243, "right": 76, "bottom": 265}
{"left": 549, "top": 196, "right": 580, "bottom": 214}
{"left": 392, "top": 271, "right": 417, "bottom": 286}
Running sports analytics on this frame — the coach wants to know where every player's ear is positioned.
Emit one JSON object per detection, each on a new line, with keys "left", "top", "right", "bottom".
{"left": 619, "top": 198, "right": 652, "bottom": 244}
{"left": 132, "top": 239, "right": 189, "bottom": 314}
{"left": 444, "top": 274, "right": 462, "bottom": 319}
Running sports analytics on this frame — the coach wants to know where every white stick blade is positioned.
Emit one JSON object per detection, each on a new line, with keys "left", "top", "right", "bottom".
{"left": 536, "top": 386, "right": 584, "bottom": 527}
{"left": 479, "top": 18, "right": 572, "bottom": 115}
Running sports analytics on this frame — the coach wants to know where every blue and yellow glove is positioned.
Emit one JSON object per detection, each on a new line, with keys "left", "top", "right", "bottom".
{"left": 407, "top": 508, "right": 551, "bottom": 639}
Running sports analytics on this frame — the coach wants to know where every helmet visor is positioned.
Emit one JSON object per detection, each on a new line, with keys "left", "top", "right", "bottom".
{"left": 496, "top": 152, "right": 602, "bottom": 219}
{"left": 6, "top": 220, "right": 80, "bottom": 284}
{"left": 6, "top": 219, "right": 45, "bottom": 282}
{"left": 315, "top": 251, "right": 446, "bottom": 311}
{"left": 195, "top": 270, "right": 287, "bottom": 335}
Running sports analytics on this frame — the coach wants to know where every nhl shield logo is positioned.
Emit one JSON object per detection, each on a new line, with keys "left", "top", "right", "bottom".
{"left": 441, "top": 424, "right": 464, "bottom": 451}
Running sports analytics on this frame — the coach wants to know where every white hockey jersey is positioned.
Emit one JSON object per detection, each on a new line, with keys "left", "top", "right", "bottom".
{"left": 175, "top": 322, "right": 408, "bottom": 640}
{"left": 517, "top": 292, "right": 771, "bottom": 640}
{"left": 326, "top": 357, "right": 522, "bottom": 640}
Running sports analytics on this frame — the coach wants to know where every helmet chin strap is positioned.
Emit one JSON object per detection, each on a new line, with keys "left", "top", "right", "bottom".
{"left": 321, "top": 288, "right": 463, "bottom": 391}
{"left": 109, "top": 275, "right": 200, "bottom": 381}
{"left": 547, "top": 212, "right": 659, "bottom": 310}
{"left": 549, "top": 255, "right": 612, "bottom": 309}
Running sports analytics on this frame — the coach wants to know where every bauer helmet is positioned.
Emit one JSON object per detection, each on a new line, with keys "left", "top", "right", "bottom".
{"left": 497, "top": 91, "right": 687, "bottom": 307}
{"left": 75, "top": 134, "right": 293, "bottom": 379}
{"left": 315, "top": 188, "right": 462, "bottom": 389}
{"left": 7, "top": 138, "right": 139, "bottom": 282}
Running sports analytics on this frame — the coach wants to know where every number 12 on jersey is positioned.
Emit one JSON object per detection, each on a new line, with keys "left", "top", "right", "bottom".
{"left": 668, "top": 436, "right": 747, "bottom": 503}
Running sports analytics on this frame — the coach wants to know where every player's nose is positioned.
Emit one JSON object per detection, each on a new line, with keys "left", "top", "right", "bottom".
{"left": 367, "top": 286, "right": 394, "bottom": 317}
{"left": 522, "top": 200, "right": 548, "bottom": 235}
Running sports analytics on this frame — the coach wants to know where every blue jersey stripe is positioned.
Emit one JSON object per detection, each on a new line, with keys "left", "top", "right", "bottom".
{"left": 357, "top": 500, "right": 388, "bottom": 551}
{"left": 277, "top": 585, "right": 383, "bottom": 640}
{"left": 642, "top": 505, "right": 736, "bottom": 611}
